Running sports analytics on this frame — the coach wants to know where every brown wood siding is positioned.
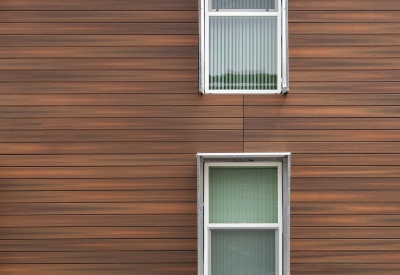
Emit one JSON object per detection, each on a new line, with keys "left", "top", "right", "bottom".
{"left": 0, "top": 1, "right": 399, "bottom": 275}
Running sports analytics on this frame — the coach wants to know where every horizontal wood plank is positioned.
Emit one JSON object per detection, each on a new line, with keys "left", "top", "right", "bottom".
{"left": 0, "top": 58, "right": 198, "bottom": 70}
{"left": 292, "top": 202, "right": 400, "bottom": 215}
{"left": 245, "top": 141, "right": 400, "bottom": 153}
{"left": 0, "top": 142, "right": 243, "bottom": 154}
{"left": 246, "top": 130, "right": 400, "bottom": 142}
{"left": 0, "top": 153, "right": 196, "bottom": 167}
{"left": 0, "top": 82, "right": 199, "bottom": 94}
{"left": 0, "top": 106, "right": 242, "bottom": 118}
{"left": 0, "top": 251, "right": 197, "bottom": 264}
{"left": 290, "top": 23, "right": 400, "bottom": 35}
{"left": 290, "top": 70, "right": 400, "bottom": 82}
{"left": 0, "top": 178, "right": 197, "bottom": 191}
{"left": 0, "top": 0, "right": 197, "bottom": 11}
{"left": 292, "top": 154, "right": 400, "bottom": 166}
{"left": 1, "top": 203, "right": 196, "bottom": 215}
{"left": 0, "top": 215, "right": 196, "bottom": 227}
{"left": 0, "top": 35, "right": 198, "bottom": 47}
{"left": 292, "top": 250, "right": 400, "bottom": 264}
{"left": 0, "top": 23, "right": 198, "bottom": 35}
{"left": 292, "top": 215, "right": 400, "bottom": 227}
{"left": 244, "top": 118, "right": 400, "bottom": 130}
{"left": 292, "top": 190, "right": 400, "bottom": 202}
{"left": 0, "top": 226, "right": 197, "bottom": 239}
{"left": 289, "top": 82, "right": 400, "bottom": 94}
{"left": 0, "top": 190, "right": 197, "bottom": 203}
{"left": 290, "top": 58, "right": 400, "bottom": 69}
{"left": 245, "top": 106, "right": 400, "bottom": 117}
{"left": 0, "top": 118, "right": 242, "bottom": 130}
{"left": 292, "top": 227, "right": 400, "bottom": 238}
{"left": 0, "top": 166, "right": 197, "bottom": 178}
{"left": 0, "top": 47, "right": 197, "bottom": 58}
{"left": 0, "top": 70, "right": 198, "bottom": 82}
{"left": 0, "top": 11, "right": 198, "bottom": 23}
{"left": 290, "top": 35, "right": 400, "bottom": 46}
{"left": 0, "top": 238, "right": 196, "bottom": 251}
{"left": 244, "top": 94, "right": 400, "bottom": 106}
{"left": 290, "top": 0, "right": 400, "bottom": 11}
{"left": 292, "top": 177, "right": 400, "bottom": 191}
{"left": 0, "top": 94, "right": 242, "bottom": 106}
{"left": 291, "top": 239, "right": 400, "bottom": 251}
{"left": 0, "top": 263, "right": 196, "bottom": 275}
{"left": 289, "top": 11, "right": 400, "bottom": 23}
{"left": 290, "top": 46, "right": 400, "bottom": 58}
{"left": 0, "top": 130, "right": 242, "bottom": 142}
{"left": 292, "top": 263, "right": 400, "bottom": 275}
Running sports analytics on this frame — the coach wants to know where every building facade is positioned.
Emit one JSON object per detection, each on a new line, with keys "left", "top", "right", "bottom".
{"left": 1, "top": 0, "right": 400, "bottom": 274}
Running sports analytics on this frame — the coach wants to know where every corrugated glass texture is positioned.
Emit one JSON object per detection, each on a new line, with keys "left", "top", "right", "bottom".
{"left": 212, "top": 0, "right": 276, "bottom": 10}
{"left": 209, "top": 17, "right": 278, "bottom": 90}
{"left": 209, "top": 167, "right": 278, "bottom": 223}
{"left": 211, "top": 229, "right": 276, "bottom": 275}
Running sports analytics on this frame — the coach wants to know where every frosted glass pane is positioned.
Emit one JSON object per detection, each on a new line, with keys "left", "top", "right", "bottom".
{"left": 212, "top": 0, "right": 275, "bottom": 10}
{"left": 209, "top": 167, "right": 278, "bottom": 223}
{"left": 209, "top": 17, "right": 278, "bottom": 90}
{"left": 211, "top": 230, "right": 276, "bottom": 275}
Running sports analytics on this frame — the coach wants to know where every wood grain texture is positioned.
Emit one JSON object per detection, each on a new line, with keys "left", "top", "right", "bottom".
{"left": 0, "top": 238, "right": 197, "bottom": 251}
{"left": 0, "top": 118, "right": 242, "bottom": 130}
{"left": 292, "top": 190, "right": 400, "bottom": 202}
{"left": 292, "top": 215, "right": 400, "bottom": 227}
{"left": 0, "top": 82, "right": 200, "bottom": 94}
{"left": 0, "top": 47, "right": 198, "bottom": 58}
{"left": 0, "top": 58, "right": 198, "bottom": 70}
{"left": 0, "top": 130, "right": 242, "bottom": 142}
{"left": 289, "top": 0, "right": 400, "bottom": 11}
{"left": 289, "top": 82, "right": 400, "bottom": 93}
{"left": 292, "top": 154, "right": 400, "bottom": 166}
{"left": 290, "top": 58, "right": 400, "bottom": 69}
{"left": 0, "top": 263, "right": 197, "bottom": 275}
{"left": 0, "top": 215, "right": 196, "bottom": 227}
{"left": 0, "top": 11, "right": 198, "bottom": 23}
{"left": 291, "top": 239, "right": 400, "bottom": 250}
{"left": 0, "top": 178, "right": 197, "bottom": 191}
{"left": 290, "top": 23, "right": 400, "bottom": 35}
{"left": 292, "top": 264, "right": 400, "bottom": 275}
{"left": 246, "top": 130, "right": 400, "bottom": 141}
{"left": 0, "top": 35, "right": 198, "bottom": 47}
{"left": 0, "top": 142, "right": 243, "bottom": 154}
{"left": 291, "top": 251, "right": 400, "bottom": 264}
{"left": 1, "top": 203, "right": 196, "bottom": 215}
{"left": 0, "top": 23, "right": 198, "bottom": 35}
{"left": 290, "top": 46, "right": 400, "bottom": 58}
{"left": 292, "top": 202, "right": 400, "bottom": 215}
{"left": 0, "top": 94, "right": 242, "bottom": 106}
{"left": 292, "top": 227, "right": 400, "bottom": 239}
{"left": 290, "top": 35, "right": 400, "bottom": 46}
{"left": 291, "top": 177, "right": 400, "bottom": 191}
{"left": 0, "top": 251, "right": 197, "bottom": 264}
{"left": 289, "top": 11, "right": 400, "bottom": 23}
{"left": 0, "top": 0, "right": 197, "bottom": 11}
{"left": 245, "top": 106, "right": 400, "bottom": 117}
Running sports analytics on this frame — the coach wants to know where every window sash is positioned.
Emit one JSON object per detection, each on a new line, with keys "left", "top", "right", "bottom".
{"left": 203, "top": 162, "right": 283, "bottom": 275}
{"left": 202, "top": 0, "right": 282, "bottom": 94}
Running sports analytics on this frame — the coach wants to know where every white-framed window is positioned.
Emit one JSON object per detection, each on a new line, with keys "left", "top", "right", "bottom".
{"left": 197, "top": 153, "right": 291, "bottom": 275}
{"left": 199, "top": 0, "right": 289, "bottom": 94}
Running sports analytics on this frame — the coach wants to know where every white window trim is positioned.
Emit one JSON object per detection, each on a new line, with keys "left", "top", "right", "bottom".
{"left": 197, "top": 153, "right": 291, "bottom": 275}
{"left": 198, "top": 0, "right": 289, "bottom": 94}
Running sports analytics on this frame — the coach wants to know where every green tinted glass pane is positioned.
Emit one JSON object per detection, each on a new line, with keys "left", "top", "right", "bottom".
{"left": 209, "top": 167, "right": 278, "bottom": 223}
{"left": 211, "top": 230, "right": 276, "bottom": 275}
{"left": 211, "top": 0, "right": 276, "bottom": 10}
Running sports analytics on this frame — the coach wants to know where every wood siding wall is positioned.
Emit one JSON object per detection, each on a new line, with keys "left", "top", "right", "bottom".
{"left": 0, "top": 0, "right": 399, "bottom": 274}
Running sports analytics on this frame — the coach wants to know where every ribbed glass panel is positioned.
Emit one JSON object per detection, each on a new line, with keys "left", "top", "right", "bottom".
{"left": 212, "top": 0, "right": 275, "bottom": 10}
{"left": 209, "top": 167, "right": 278, "bottom": 223}
{"left": 209, "top": 17, "right": 278, "bottom": 90}
{"left": 211, "top": 230, "right": 276, "bottom": 275}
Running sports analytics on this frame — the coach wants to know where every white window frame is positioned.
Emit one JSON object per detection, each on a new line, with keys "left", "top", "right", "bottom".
{"left": 198, "top": 0, "right": 289, "bottom": 94}
{"left": 197, "top": 153, "right": 291, "bottom": 275}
